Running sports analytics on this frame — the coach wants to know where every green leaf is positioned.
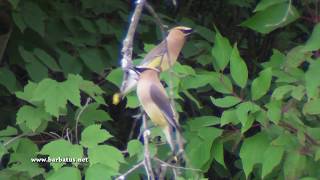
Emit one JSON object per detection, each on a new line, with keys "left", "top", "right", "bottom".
{"left": 211, "top": 29, "right": 232, "bottom": 70}
{"left": 196, "top": 26, "right": 215, "bottom": 43}
{"left": 125, "top": 95, "right": 140, "bottom": 108}
{"left": 254, "top": 0, "right": 287, "bottom": 12}
{"left": 236, "top": 102, "right": 260, "bottom": 126}
{"left": 211, "top": 96, "right": 241, "bottom": 108}
{"left": 79, "top": 49, "right": 105, "bottom": 74}
{"left": 58, "top": 51, "right": 83, "bottom": 75}
{"left": 26, "top": 60, "right": 48, "bottom": 82}
{"left": 271, "top": 85, "right": 294, "bottom": 100}
{"left": 16, "top": 106, "right": 51, "bottom": 131}
{"left": 12, "top": 12, "right": 26, "bottom": 32}
{"left": 96, "top": 19, "right": 111, "bottom": 34}
{"left": 80, "top": 124, "right": 112, "bottom": 148}
{"left": 88, "top": 145, "right": 124, "bottom": 171}
{"left": 241, "top": 3, "right": 299, "bottom": 34}
{"left": 262, "top": 49, "right": 285, "bottom": 69}
{"left": 76, "top": 17, "right": 97, "bottom": 33}
{"left": 47, "top": 167, "right": 81, "bottom": 180}
{"left": 302, "top": 23, "right": 320, "bottom": 52}
{"left": 285, "top": 46, "right": 308, "bottom": 68}
{"left": 0, "top": 126, "right": 18, "bottom": 136}
{"left": 181, "top": 74, "right": 214, "bottom": 90}
{"left": 210, "top": 73, "right": 233, "bottom": 94}
{"left": 251, "top": 68, "right": 272, "bottom": 100}
{"left": 212, "top": 140, "right": 226, "bottom": 168}
{"left": 33, "top": 49, "right": 61, "bottom": 71}
{"left": 240, "top": 132, "right": 269, "bottom": 178}
{"left": 187, "top": 116, "right": 220, "bottom": 131}
{"left": 85, "top": 164, "right": 116, "bottom": 180}
{"left": 0, "top": 67, "right": 17, "bottom": 92}
{"left": 283, "top": 151, "right": 306, "bottom": 179}
{"left": 77, "top": 103, "right": 111, "bottom": 126}
{"left": 15, "top": 81, "right": 37, "bottom": 103}
{"left": 8, "top": 0, "right": 20, "bottom": 9}
{"left": 261, "top": 146, "right": 284, "bottom": 178}
{"left": 127, "top": 140, "right": 144, "bottom": 158}
{"left": 291, "top": 85, "right": 305, "bottom": 100}
{"left": 0, "top": 143, "right": 7, "bottom": 158}
{"left": 305, "top": 60, "right": 320, "bottom": 99}
{"left": 106, "top": 68, "right": 123, "bottom": 87}
{"left": 32, "top": 79, "right": 67, "bottom": 116}
{"left": 303, "top": 99, "right": 320, "bottom": 115}
{"left": 61, "top": 75, "right": 82, "bottom": 107}
{"left": 39, "top": 139, "right": 83, "bottom": 170}
{"left": 266, "top": 100, "right": 282, "bottom": 124}
{"left": 221, "top": 109, "right": 239, "bottom": 126}
{"left": 230, "top": 45, "right": 248, "bottom": 88}
{"left": 22, "top": 2, "right": 46, "bottom": 36}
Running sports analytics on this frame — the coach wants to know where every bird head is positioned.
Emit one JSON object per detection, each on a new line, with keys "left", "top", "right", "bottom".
{"left": 169, "top": 26, "right": 193, "bottom": 36}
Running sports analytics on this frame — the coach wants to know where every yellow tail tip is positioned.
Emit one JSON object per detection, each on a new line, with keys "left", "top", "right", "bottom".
{"left": 112, "top": 93, "right": 121, "bottom": 105}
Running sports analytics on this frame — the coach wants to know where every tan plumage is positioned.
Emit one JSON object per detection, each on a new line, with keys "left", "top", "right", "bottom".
{"left": 136, "top": 67, "right": 181, "bottom": 152}
{"left": 112, "top": 26, "right": 192, "bottom": 104}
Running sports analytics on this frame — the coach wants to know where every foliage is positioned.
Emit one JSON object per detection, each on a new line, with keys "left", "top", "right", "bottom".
{"left": 0, "top": 0, "right": 320, "bottom": 179}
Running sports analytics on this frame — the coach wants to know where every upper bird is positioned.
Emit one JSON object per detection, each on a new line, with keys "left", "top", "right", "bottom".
{"left": 113, "top": 26, "right": 192, "bottom": 104}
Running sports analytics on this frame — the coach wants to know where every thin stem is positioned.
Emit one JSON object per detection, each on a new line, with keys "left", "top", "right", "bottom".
{"left": 75, "top": 98, "right": 91, "bottom": 144}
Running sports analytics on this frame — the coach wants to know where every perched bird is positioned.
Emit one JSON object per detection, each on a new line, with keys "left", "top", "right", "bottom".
{"left": 113, "top": 26, "right": 192, "bottom": 104}
{"left": 135, "top": 67, "right": 182, "bottom": 153}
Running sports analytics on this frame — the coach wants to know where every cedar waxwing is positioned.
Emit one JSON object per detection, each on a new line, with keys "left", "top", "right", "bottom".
{"left": 135, "top": 67, "right": 182, "bottom": 153}
{"left": 113, "top": 26, "right": 192, "bottom": 104}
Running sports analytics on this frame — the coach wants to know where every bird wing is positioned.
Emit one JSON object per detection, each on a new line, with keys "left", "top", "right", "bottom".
{"left": 149, "top": 84, "right": 181, "bottom": 132}
{"left": 140, "top": 40, "right": 167, "bottom": 67}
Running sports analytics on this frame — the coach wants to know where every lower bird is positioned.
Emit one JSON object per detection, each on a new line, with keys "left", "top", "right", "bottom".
{"left": 135, "top": 66, "right": 182, "bottom": 154}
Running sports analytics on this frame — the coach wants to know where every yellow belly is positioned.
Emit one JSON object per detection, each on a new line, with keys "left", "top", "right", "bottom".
{"left": 143, "top": 103, "right": 168, "bottom": 128}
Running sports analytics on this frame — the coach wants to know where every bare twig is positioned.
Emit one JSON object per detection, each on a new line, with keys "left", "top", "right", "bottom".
{"left": 75, "top": 97, "right": 91, "bottom": 144}
{"left": 142, "top": 113, "right": 155, "bottom": 180}
{"left": 154, "top": 157, "right": 202, "bottom": 172}
{"left": 3, "top": 133, "right": 29, "bottom": 147}
{"left": 116, "top": 161, "right": 144, "bottom": 180}
{"left": 120, "top": 0, "right": 147, "bottom": 93}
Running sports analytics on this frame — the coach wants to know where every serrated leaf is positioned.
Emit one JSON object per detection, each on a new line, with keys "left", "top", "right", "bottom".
{"left": 78, "top": 103, "right": 111, "bottom": 126}
{"left": 16, "top": 106, "right": 50, "bottom": 131}
{"left": 240, "top": 132, "right": 269, "bottom": 178}
{"left": 80, "top": 124, "right": 112, "bottom": 148}
{"left": 47, "top": 167, "right": 81, "bottom": 180}
{"left": 241, "top": 3, "right": 299, "bottom": 34}
{"left": 261, "top": 146, "right": 284, "bottom": 178}
{"left": 39, "top": 139, "right": 83, "bottom": 170}
{"left": 211, "top": 96, "right": 241, "bottom": 108}
{"left": 251, "top": 68, "right": 272, "bottom": 100}
{"left": 31, "top": 79, "right": 67, "bottom": 117}
{"left": 88, "top": 145, "right": 124, "bottom": 171}
{"left": 127, "top": 140, "right": 143, "bottom": 158}
{"left": 302, "top": 23, "right": 320, "bottom": 52}
{"left": 33, "top": 49, "right": 61, "bottom": 71}
{"left": 230, "top": 45, "right": 248, "bottom": 88}
{"left": 85, "top": 163, "right": 116, "bottom": 180}
{"left": 211, "top": 30, "right": 232, "bottom": 70}
{"left": 15, "top": 81, "right": 37, "bottom": 103}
